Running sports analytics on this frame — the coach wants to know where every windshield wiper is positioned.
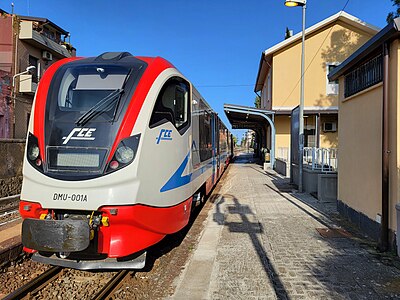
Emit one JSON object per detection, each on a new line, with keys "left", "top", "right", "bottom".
{"left": 75, "top": 88, "right": 124, "bottom": 126}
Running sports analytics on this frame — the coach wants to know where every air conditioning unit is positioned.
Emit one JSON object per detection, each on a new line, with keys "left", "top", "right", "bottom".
{"left": 42, "top": 50, "right": 53, "bottom": 61}
{"left": 323, "top": 122, "right": 337, "bottom": 132}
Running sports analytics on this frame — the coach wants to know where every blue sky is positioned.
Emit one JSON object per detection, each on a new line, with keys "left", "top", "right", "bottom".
{"left": 6, "top": 0, "right": 394, "bottom": 140}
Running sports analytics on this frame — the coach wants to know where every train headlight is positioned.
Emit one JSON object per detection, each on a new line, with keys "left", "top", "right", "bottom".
{"left": 28, "top": 145, "right": 40, "bottom": 161}
{"left": 26, "top": 132, "right": 44, "bottom": 173}
{"left": 115, "top": 146, "right": 134, "bottom": 164}
{"left": 106, "top": 134, "right": 141, "bottom": 174}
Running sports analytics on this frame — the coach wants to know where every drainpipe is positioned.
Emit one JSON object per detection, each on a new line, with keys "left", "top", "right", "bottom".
{"left": 379, "top": 42, "right": 390, "bottom": 252}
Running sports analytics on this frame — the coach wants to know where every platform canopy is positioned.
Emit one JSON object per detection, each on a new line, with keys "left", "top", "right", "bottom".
{"left": 224, "top": 103, "right": 276, "bottom": 167}
{"left": 223, "top": 104, "right": 275, "bottom": 130}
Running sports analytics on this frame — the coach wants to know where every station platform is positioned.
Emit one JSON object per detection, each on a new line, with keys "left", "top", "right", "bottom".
{"left": 0, "top": 220, "right": 22, "bottom": 266}
{"left": 172, "top": 153, "right": 400, "bottom": 299}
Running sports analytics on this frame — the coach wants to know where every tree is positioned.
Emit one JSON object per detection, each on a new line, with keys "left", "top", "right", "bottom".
{"left": 254, "top": 95, "right": 261, "bottom": 108}
{"left": 232, "top": 135, "right": 238, "bottom": 146}
{"left": 387, "top": 0, "right": 400, "bottom": 23}
{"left": 285, "top": 27, "right": 292, "bottom": 39}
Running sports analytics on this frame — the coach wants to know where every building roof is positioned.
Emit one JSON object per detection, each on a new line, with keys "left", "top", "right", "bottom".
{"left": 0, "top": 8, "right": 69, "bottom": 35}
{"left": 18, "top": 15, "right": 69, "bottom": 35}
{"left": 328, "top": 18, "right": 400, "bottom": 81}
{"left": 255, "top": 11, "right": 380, "bottom": 92}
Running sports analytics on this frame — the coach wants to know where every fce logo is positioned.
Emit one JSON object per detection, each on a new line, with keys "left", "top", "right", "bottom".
{"left": 156, "top": 129, "right": 172, "bottom": 144}
{"left": 62, "top": 128, "right": 96, "bottom": 145}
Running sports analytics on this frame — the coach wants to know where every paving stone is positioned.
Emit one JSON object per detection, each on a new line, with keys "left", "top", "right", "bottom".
{"left": 172, "top": 153, "right": 400, "bottom": 299}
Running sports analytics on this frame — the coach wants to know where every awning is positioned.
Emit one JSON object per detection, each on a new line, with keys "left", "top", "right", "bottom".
{"left": 224, "top": 104, "right": 276, "bottom": 167}
{"left": 223, "top": 104, "right": 275, "bottom": 129}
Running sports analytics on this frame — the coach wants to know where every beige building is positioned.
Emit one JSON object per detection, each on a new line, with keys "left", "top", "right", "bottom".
{"left": 329, "top": 18, "right": 400, "bottom": 250}
{"left": 254, "top": 11, "right": 378, "bottom": 162}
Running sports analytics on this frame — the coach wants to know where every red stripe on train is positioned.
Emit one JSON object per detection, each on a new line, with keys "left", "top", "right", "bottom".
{"left": 33, "top": 57, "right": 83, "bottom": 161}
{"left": 99, "top": 197, "right": 192, "bottom": 257}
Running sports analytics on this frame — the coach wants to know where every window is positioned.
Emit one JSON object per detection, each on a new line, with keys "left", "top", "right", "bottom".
{"left": 326, "top": 63, "right": 339, "bottom": 95}
{"left": 149, "top": 77, "right": 190, "bottom": 133}
{"left": 29, "top": 55, "right": 39, "bottom": 83}
{"left": 199, "top": 110, "right": 212, "bottom": 161}
{"left": 26, "top": 113, "right": 31, "bottom": 131}
{"left": 344, "top": 54, "right": 382, "bottom": 98}
{"left": 57, "top": 65, "right": 129, "bottom": 114}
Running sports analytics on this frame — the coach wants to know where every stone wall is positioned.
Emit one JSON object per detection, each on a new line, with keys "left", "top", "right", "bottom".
{"left": 0, "top": 139, "right": 25, "bottom": 197}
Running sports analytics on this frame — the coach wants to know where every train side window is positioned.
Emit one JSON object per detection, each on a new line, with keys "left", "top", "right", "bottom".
{"left": 199, "top": 110, "right": 212, "bottom": 161}
{"left": 149, "top": 77, "right": 190, "bottom": 134}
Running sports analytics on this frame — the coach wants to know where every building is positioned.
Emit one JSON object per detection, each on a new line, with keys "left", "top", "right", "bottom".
{"left": 0, "top": 9, "right": 75, "bottom": 139}
{"left": 254, "top": 11, "right": 378, "bottom": 164}
{"left": 328, "top": 18, "right": 400, "bottom": 250}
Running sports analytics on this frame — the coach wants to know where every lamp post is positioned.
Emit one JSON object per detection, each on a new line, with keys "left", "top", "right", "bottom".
{"left": 285, "top": 0, "right": 306, "bottom": 192}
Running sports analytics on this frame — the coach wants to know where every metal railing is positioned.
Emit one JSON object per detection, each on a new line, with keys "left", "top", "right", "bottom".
{"left": 344, "top": 54, "right": 382, "bottom": 98}
{"left": 303, "top": 147, "right": 337, "bottom": 172}
{"left": 276, "top": 147, "right": 290, "bottom": 162}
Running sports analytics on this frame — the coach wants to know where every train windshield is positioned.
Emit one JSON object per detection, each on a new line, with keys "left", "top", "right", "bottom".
{"left": 43, "top": 59, "right": 147, "bottom": 180}
{"left": 54, "top": 65, "right": 130, "bottom": 123}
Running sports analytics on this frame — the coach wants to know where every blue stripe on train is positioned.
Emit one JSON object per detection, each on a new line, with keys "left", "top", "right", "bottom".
{"left": 160, "top": 152, "right": 213, "bottom": 192}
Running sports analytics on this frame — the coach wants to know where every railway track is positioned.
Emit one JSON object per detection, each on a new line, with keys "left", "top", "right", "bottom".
{"left": 3, "top": 266, "right": 63, "bottom": 300}
{"left": 3, "top": 267, "right": 133, "bottom": 300}
{"left": 0, "top": 195, "right": 21, "bottom": 226}
{"left": 92, "top": 270, "right": 131, "bottom": 300}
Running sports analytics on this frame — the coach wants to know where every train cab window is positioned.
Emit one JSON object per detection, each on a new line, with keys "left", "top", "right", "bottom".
{"left": 55, "top": 65, "right": 130, "bottom": 124}
{"left": 149, "top": 77, "right": 190, "bottom": 133}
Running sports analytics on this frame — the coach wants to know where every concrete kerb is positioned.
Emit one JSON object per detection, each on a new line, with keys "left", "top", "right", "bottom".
{"left": 170, "top": 195, "right": 224, "bottom": 300}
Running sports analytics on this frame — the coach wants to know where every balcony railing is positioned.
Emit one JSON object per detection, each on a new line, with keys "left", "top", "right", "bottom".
{"left": 303, "top": 147, "right": 337, "bottom": 172}
{"left": 19, "top": 21, "right": 71, "bottom": 58}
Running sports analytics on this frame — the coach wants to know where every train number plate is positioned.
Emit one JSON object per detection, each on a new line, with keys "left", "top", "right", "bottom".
{"left": 53, "top": 193, "right": 88, "bottom": 202}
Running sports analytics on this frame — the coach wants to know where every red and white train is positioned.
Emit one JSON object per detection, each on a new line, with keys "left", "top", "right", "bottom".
{"left": 19, "top": 52, "right": 233, "bottom": 269}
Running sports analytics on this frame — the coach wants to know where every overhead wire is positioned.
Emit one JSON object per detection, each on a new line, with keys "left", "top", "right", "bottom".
{"left": 190, "top": 0, "right": 352, "bottom": 93}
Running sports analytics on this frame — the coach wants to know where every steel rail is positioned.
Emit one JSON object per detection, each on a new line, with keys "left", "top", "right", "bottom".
{"left": 3, "top": 266, "right": 63, "bottom": 300}
{"left": 0, "top": 195, "right": 20, "bottom": 205}
{"left": 0, "top": 206, "right": 19, "bottom": 215}
{"left": 92, "top": 270, "right": 130, "bottom": 300}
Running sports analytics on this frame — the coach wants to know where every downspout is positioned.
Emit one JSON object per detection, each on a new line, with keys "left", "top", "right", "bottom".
{"left": 379, "top": 42, "right": 390, "bottom": 252}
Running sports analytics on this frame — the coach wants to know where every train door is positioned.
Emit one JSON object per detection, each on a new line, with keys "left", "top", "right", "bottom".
{"left": 145, "top": 76, "right": 192, "bottom": 200}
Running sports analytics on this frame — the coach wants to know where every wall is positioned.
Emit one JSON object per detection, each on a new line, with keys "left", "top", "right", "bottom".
{"left": 339, "top": 40, "right": 400, "bottom": 233}
{"left": 0, "top": 13, "right": 13, "bottom": 138}
{"left": 0, "top": 139, "right": 25, "bottom": 197}
{"left": 338, "top": 81, "right": 383, "bottom": 225}
{"left": 275, "top": 115, "right": 291, "bottom": 150}
{"left": 319, "top": 115, "right": 338, "bottom": 148}
{"left": 272, "top": 22, "right": 373, "bottom": 109}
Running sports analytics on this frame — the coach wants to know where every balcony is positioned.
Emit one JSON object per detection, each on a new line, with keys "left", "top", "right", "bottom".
{"left": 19, "top": 21, "right": 71, "bottom": 58}
{"left": 19, "top": 74, "right": 37, "bottom": 93}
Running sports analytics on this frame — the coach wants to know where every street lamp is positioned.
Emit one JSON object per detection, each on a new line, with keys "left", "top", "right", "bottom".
{"left": 12, "top": 65, "right": 36, "bottom": 88}
{"left": 285, "top": 0, "right": 306, "bottom": 192}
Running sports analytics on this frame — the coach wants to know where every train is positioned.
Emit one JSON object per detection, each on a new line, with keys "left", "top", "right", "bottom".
{"left": 19, "top": 52, "right": 233, "bottom": 270}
